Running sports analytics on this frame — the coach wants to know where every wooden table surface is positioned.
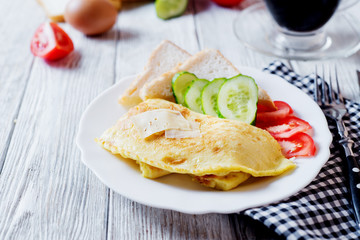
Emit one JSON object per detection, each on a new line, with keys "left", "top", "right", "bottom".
{"left": 1, "top": 0, "right": 360, "bottom": 239}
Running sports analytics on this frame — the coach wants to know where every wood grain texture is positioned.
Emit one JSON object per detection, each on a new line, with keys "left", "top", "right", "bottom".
{"left": 110, "top": 1, "right": 282, "bottom": 240}
{"left": 0, "top": 6, "right": 119, "bottom": 239}
{"left": 115, "top": 1, "right": 199, "bottom": 81}
{"left": 109, "top": 195, "right": 238, "bottom": 240}
{"left": 0, "top": 0, "right": 359, "bottom": 239}
{"left": 291, "top": 54, "right": 360, "bottom": 102}
{"left": 0, "top": 0, "right": 43, "bottom": 173}
{"left": 192, "top": 0, "right": 278, "bottom": 68}
{"left": 109, "top": 2, "right": 241, "bottom": 240}
{"left": 290, "top": 5, "right": 360, "bottom": 102}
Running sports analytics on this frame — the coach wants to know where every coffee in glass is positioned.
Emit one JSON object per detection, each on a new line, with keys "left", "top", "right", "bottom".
{"left": 264, "top": 0, "right": 340, "bottom": 50}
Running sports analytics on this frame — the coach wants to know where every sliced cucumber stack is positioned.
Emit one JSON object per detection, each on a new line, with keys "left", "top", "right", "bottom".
{"left": 155, "top": 0, "right": 188, "bottom": 20}
{"left": 172, "top": 71, "right": 259, "bottom": 125}
{"left": 184, "top": 79, "right": 209, "bottom": 113}
{"left": 172, "top": 71, "right": 197, "bottom": 105}
{"left": 217, "top": 74, "right": 258, "bottom": 125}
{"left": 201, "top": 78, "right": 226, "bottom": 117}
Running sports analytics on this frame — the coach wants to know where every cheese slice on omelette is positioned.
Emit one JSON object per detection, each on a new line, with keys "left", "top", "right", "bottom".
{"left": 97, "top": 99, "right": 296, "bottom": 190}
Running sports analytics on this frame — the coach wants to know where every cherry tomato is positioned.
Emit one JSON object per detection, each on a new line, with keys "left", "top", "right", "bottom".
{"left": 257, "top": 101, "right": 293, "bottom": 123}
{"left": 30, "top": 22, "right": 74, "bottom": 61}
{"left": 277, "top": 132, "right": 316, "bottom": 158}
{"left": 257, "top": 116, "right": 312, "bottom": 139}
{"left": 211, "top": 0, "right": 243, "bottom": 7}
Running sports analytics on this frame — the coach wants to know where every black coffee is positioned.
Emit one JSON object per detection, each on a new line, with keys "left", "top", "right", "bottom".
{"left": 264, "top": 0, "right": 340, "bottom": 32}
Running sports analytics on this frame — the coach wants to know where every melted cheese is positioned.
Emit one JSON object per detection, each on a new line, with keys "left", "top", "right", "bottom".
{"left": 129, "top": 109, "right": 193, "bottom": 138}
{"left": 165, "top": 129, "right": 201, "bottom": 139}
{"left": 165, "top": 120, "right": 201, "bottom": 139}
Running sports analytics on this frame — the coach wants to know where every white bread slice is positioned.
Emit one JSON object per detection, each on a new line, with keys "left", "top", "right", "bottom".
{"left": 139, "top": 49, "right": 238, "bottom": 102}
{"left": 119, "top": 40, "right": 191, "bottom": 106}
{"left": 139, "top": 49, "right": 276, "bottom": 110}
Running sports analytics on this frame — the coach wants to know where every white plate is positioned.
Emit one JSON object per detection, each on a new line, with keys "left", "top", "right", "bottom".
{"left": 76, "top": 67, "right": 332, "bottom": 214}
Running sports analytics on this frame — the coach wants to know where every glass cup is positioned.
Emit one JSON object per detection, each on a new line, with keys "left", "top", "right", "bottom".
{"left": 233, "top": 0, "right": 360, "bottom": 60}
{"left": 263, "top": 0, "right": 340, "bottom": 51}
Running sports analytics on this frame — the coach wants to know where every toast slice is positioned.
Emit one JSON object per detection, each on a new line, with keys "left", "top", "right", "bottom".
{"left": 119, "top": 40, "right": 191, "bottom": 106}
{"left": 139, "top": 49, "right": 276, "bottom": 110}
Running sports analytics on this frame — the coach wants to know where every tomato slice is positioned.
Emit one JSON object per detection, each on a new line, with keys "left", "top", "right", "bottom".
{"left": 30, "top": 22, "right": 74, "bottom": 61}
{"left": 256, "top": 100, "right": 316, "bottom": 158}
{"left": 257, "top": 103, "right": 274, "bottom": 112}
{"left": 277, "top": 132, "right": 316, "bottom": 158}
{"left": 257, "top": 101, "right": 293, "bottom": 123}
{"left": 211, "top": 0, "right": 243, "bottom": 7}
{"left": 257, "top": 116, "right": 312, "bottom": 139}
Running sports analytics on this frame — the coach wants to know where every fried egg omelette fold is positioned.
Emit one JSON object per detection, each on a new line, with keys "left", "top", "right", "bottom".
{"left": 97, "top": 99, "right": 296, "bottom": 185}
{"left": 138, "top": 161, "right": 251, "bottom": 190}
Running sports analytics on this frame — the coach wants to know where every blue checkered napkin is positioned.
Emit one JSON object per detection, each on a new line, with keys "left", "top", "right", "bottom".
{"left": 244, "top": 61, "right": 360, "bottom": 240}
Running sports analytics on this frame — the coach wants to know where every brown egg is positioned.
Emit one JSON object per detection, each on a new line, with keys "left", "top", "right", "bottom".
{"left": 64, "top": 0, "right": 117, "bottom": 36}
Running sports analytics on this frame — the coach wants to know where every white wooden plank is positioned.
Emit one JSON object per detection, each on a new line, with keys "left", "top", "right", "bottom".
{"left": 193, "top": 0, "right": 281, "bottom": 69}
{"left": 115, "top": 2, "right": 200, "bottom": 80}
{"left": 109, "top": 2, "right": 236, "bottom": 239}
{"left": 0, "top": 11, "right": 119, "bottom": 239}
{"left": 109, "top": 193, "right": 237, "bottom": 240}
{"left": 0, "top": 0, "right": 44, "bottom": 171}
{"left": 291, "top": 55, "right": 360, "bottom": 102}
{"left": 1, "top": 0, "right": 357, "bottom": 239}
{"left": 290, "top": 4, "right": 360, "bottom": 102}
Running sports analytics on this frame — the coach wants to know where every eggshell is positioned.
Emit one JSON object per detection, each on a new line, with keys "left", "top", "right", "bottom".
{"left": 65, "top": 0, "right": 117, "bottom": 35}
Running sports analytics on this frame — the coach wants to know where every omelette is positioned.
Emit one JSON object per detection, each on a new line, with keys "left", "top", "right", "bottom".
{"left": 97, "top": 99, "right": 296, "bottom": 190}
{"left": 138, "top": 161, "right": 251, "bottom": 190}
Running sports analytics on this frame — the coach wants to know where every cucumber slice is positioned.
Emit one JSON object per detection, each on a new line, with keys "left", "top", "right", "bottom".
{"left": 172, "top": 71, "right": 198, "bottom": 105}
{"left": 155, "top": 0, "right": 188, "bottom": 20}
{"left": 217, "top": 74, "right": 258, "bottom": 125}
{"left": 200, "top": 78, "right": 226, "bottom": 117}
{"left": 184, "top": 79, "right": 209, "bottom": 113}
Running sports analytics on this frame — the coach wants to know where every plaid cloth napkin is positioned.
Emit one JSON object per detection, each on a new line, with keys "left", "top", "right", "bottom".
{"left": 244, "top": 61, "right": 360, "bottom": 240}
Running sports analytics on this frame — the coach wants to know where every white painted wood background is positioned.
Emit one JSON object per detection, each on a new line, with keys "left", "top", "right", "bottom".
{"left": 0, "top": 0, "right": 359, "bottom": 239}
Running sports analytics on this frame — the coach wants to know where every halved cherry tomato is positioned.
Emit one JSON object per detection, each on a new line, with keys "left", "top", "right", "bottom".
{"left": 277, "top": 132, "right": 316, "bottom": 158}
{"left": 211, "top": 0, "right": 243, "bottom": 7}
{"left": 257, "top": 101, "right": 293, "bottom": 123}
{"left": 257, "top": 116, "right": 312, "bottom": 139}
{"left": 30, "top": 22, "right": 74, "bottom": 61}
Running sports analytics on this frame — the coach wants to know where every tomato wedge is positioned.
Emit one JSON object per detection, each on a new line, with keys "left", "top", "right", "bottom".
{"left": 277, "top": 132, "right": 316, "bottom": 158}
{"left": 257, "top": 116, "right": 312, "bottom": 139}
{"left": 211, "top": 0, "right": 243, "bottom": 7}
{"left": 257, "top": 101, "right": 293, "bottom": 123}
{"left": 31, "top": 22, "right": 74, "bottom": 61}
